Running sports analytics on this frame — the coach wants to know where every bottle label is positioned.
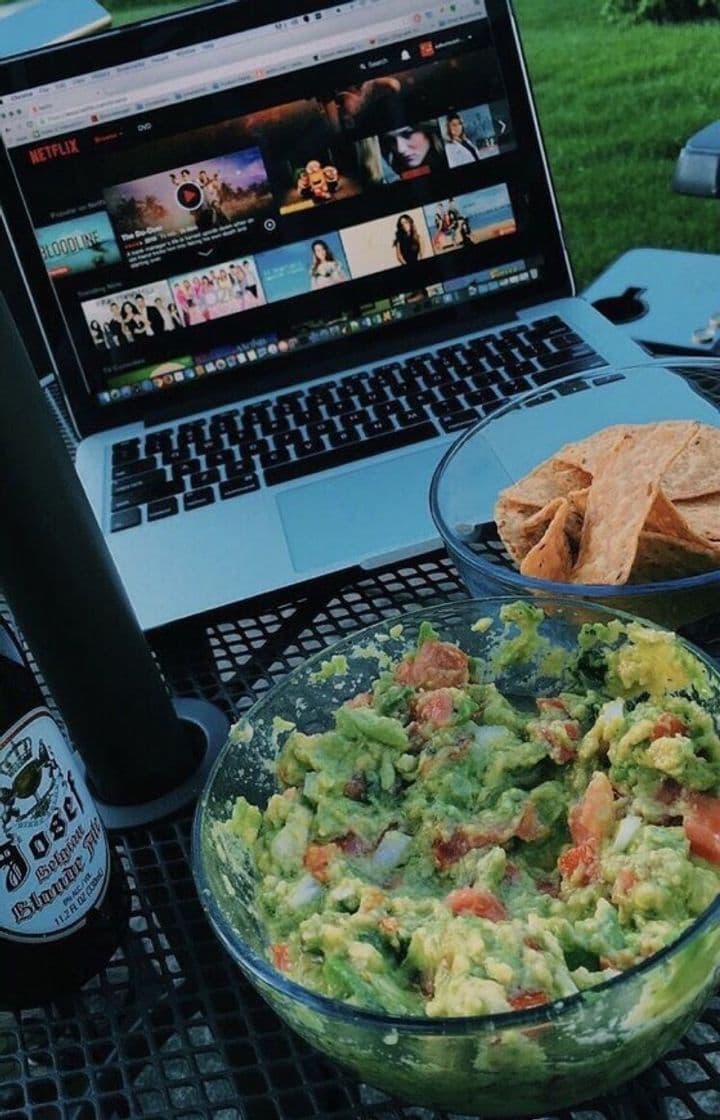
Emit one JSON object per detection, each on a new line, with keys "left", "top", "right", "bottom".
{"left": 0, "top": 708, "right": 109, "bottom": 941}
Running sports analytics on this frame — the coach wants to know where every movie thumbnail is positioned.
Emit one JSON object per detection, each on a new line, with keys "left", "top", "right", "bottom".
{"left": 438, "top": 103, "right": 504, "bottom": 167}
{"left": 104, "top": 149, "right": 273, "bottom": 269}
{"left": 425, "top": 185, "right": 516, "bottom": 253}
{"left": 355, "top": 120, "right": 446, "bottom": 185}
{"left": 257, "top": 232, "right": 349, "bottom": 302}
{"left": 168, "top": 258, "right": 266, "bottom": 324}
{"left": 341, "top": 208, "right": 431, "bottom": 278}
{"left": 36, "top": 211, "right": 121, "bottom": 276}
{"left": 81, "top": 281, "right": 178, "bottom": 349}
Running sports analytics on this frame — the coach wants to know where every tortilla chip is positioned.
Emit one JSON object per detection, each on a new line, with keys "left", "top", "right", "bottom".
{"left": 554, "top": 425, "right": 631, "bottom": 475}
{"left": 644, "top": 488, "right": 720, "bottom": 549}
{"left": 519, "top": 499, "right": 575, "bottom": 581}
{"left": 631, "top": 531, "right": 720, "bottom": 582}
{"left": 495, "top": 496, "right": 544, "bottom": 562}
{"left": 571, "top": 422, "right": 698, "bottom": 585}
{"left": 674, "top": 493, "right": 720, "bottom": 542}
{"left": 497, "top": 459, "right": 591, "bottom": 509}
{"left": 663, "top": 425, "right": 720, "bottom": 500}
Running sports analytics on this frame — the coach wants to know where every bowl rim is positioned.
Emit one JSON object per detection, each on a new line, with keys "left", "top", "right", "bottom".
{"left": 428, "top": 359, "right": 720, "bottom": 597}
{"left": 191, "top": 594, "right": 720, "bottom": 1033}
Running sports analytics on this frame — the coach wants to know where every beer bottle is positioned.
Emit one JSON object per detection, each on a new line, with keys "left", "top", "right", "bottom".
{"left": 0, "top": 617, "right": 127, "bottom": 1008}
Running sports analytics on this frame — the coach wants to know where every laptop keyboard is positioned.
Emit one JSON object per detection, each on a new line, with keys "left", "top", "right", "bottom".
{"left": 109, "top": 314, "right": 607, "bottom": 532}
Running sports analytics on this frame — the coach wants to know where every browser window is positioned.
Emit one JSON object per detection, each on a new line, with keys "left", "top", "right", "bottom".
{"left": 0, "top": 0, "right": 546, "bottom": 408}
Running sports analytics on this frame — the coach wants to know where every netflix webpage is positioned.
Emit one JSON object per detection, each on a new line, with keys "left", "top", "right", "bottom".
{"left": 8, "top": 18, "right": 542, "bottom": 407}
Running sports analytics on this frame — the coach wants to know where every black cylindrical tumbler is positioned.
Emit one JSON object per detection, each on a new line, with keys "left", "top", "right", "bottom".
{"left": 0, "top": 293, "right": 197, "bottom": 804}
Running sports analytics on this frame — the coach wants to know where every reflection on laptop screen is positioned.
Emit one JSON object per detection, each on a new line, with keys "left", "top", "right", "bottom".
{"left": 0, "top": 0, "right": 555, "bottom": 409}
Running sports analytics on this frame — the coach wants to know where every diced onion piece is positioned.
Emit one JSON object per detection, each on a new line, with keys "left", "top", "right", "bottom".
{"left": 288, "top": 874, "right": 323, "bottom": 908}
{"left": 612, "top": 814, "right": 642, "bottom": 852}
{"left": 371, "top": 830, "right": 412, "bottom": 870}
{"left": 473, "top": 725, "right": 509, "bottom": 749}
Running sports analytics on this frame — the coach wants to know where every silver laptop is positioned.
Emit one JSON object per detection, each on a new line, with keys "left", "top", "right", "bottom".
{"left": 0, "top": 0, "right": 651, "bottom": 630}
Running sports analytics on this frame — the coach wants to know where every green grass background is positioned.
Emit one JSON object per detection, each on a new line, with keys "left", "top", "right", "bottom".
{"left": 7, "top": 0, "right": 720, "bottom": 288}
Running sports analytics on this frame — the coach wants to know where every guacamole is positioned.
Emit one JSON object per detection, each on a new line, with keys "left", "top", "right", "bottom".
{"left": 223, "top": 608, "right": 720, "bottom": 1018}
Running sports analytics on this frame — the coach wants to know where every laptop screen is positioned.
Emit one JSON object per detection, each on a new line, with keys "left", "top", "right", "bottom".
{"left": 0, "top": 0, "right": 571, "bottom": 428}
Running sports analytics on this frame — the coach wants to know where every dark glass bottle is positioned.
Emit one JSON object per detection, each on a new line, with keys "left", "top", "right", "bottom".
{"left": 0, "top": 618, "right": 127, "bottom": 1008}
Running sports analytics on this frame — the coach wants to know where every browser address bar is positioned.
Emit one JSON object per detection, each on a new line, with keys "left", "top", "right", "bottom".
{"left": 126, "top": 13, "right": 417, "bottom": 105}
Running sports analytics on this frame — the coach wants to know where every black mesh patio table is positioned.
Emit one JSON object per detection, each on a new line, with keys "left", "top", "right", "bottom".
{"left": 3, "top": 536, "right": 720, "bottom": 1120}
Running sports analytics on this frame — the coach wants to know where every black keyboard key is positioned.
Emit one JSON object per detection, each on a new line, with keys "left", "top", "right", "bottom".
{"left": 112, "top": 438, "right": 140, "bottom": 464}
{"left": 219, "top": 473, "right": 260, "bottom": 499}
{"left": 260, "top": 417, "right": 290, "bottom": 438}
{"left": 339, "top": 410, "right": 368, "bottom": 431}
{"left": 396, "top": 407, "right": 429, "bottom": 427}
{"left": 294, "top": 436, "right": 326, "bottom": 457}
{"left": 171, "top": 459, "right": 202, "bottom": 480}
{"left": 431, "top": 398, "right": 465, "bottom": 418}
{"left": 205, "top": 448, "right": 237, "bottom": 469}
{"left": 260, "top": 449, "right": 291, "bottom": 469}
{"left": 532, "top": 355, "right": 607, "bottom": 385}
{"left": 145, "top": 431, "right": 173, "bottom": 455}
{"left": 503, "top": 376, "right": 532, "bottom": 396}
{"left": 189, "top": 468, "right": 221, "bottom": 489}
{"left": 466, "top": 387, "right": 499, "bottom": 407}
{"left": 305, "top": 419, "right": 337, "bottom": 440}
{"left": 147, "top": 497, "right": 179, "bottom": 521}
{"left": 111, "top": 507, "right": 141, "bottom": 532}
{"left": 112, "top": 468, "right": 166, "bottom": 498}
{"left": 538, "top": 344, "right": 595, "bottom": 368}
{"left": 224, "top": 457, "right": 255, "bottom": 479}
{"left": 329, "top": 428, "right": 360, "bottom": 448}
{"left": 145, "top": 477, "right": 185, "bottom": 502}
{"left": 194, "top": 438, "right": 225, "bottom": 456}
{"left": 112, "top": 455, "right": 158, "bottom": 481}
{"left": 184, "top": 487, "right": 215, "bottom": 511}
{"left": 111, "top": 492, "right": 140, "bottom": 514}
{"left": 362, "top": 419, "right": 394, "bottom": 438}
{"left": 438, "top": 409, "right": 479, "bottom": 433}
{"left": 162, "top": 447, "right": 193, "bottom": 466}
{"left": 558, "top": 378, "right": 591, "bottom": 396}
{"left": 264, "top": 421, "right": 438, "bottom": 487}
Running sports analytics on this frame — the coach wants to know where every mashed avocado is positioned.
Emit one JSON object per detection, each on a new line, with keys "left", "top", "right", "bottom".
{"left": 223, "top": 608, "right": 720, "bottom": 1017}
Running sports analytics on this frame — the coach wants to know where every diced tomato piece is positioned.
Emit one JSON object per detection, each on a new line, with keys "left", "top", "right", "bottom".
{"left": 432, "top": 829, "right": 470, "bottom": 870}
{"left": 569, "top": 772, "right": 615, "bottom": 846}
{"left": 564, "top": 721, "right": 581, "bottom": 741}
{"left": 303, "top": 842, "right": 338, "bottom": 882}
{"left": 536, "top": 697, "right": 570, "bottom": 715}
{"left": 683, "top": 792, "right": 720, "bottom": 863}
{"left": 611, "top": 867, "right": 637, "bottom": 903}
{"left": 515, "top": 802, "right": 544, "bottom": 842}
{"left": 558, "top": 840, "right": 599, "bottom": 885}
{"left": 272, "top": 943, "right": 290, "bottom": 971}
{"left": 397, "top": 639, "right": 469, "bottom": 690}
{"left": 509, "top": 990, "right": 549, "bottom": 1011}
{"left": 651, "top": 713, "right": 686, "bottom": 740}
{"left": 414, "top": 688, "right": 455, "bottom": 728}
{"left": 533, "top": 722, "right": 579, "bottom": 764}
{"left": 446, "top": 887, "right": 506, "bottom": 922}
{"left": 345, "top": 691, "right": 373, "bottom": 709}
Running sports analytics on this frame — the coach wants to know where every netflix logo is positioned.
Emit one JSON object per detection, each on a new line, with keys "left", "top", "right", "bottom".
{"left": 27, "top": 138, "right": 80, "bottom": 165}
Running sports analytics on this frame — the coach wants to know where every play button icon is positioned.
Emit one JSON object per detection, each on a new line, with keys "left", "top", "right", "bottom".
{"left": 176, "top": 182, "right": 203, "bottom": 210}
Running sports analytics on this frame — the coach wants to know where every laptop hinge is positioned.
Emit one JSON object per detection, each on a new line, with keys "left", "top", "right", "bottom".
{"left": 140, "top": 304, "right": 518, "bottom": 428}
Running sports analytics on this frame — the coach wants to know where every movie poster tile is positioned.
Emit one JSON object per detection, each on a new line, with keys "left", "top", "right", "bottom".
{"left": 167, "top": 257, "right": 265, "bottom": 325}
{"left": 425, "top": 185, "right": 516, "bottom": 254}
{"left": 81, "top": 280, "right": 177, "bottom": 349}
{"left": 355, "top": 120, "right": 446, "bottom": 186}
{"left": 340, "top": 208, "right": 432, "bottom": 279}
{"left": 35, "top": 211, "right": 121, "bottom": 276}
{"left": 103, "top": 149, "right": 273, "bottom": 268}
{"left": 438, "top": 103, "right": 505, "bottom": 167}
{"left": 257, "top": 232, "right": 350, "bottom": 303}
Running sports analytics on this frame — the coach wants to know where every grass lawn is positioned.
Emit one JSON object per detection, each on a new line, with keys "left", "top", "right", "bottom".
{"left": 20, "top": 0, "right": 720, "bottom": 289}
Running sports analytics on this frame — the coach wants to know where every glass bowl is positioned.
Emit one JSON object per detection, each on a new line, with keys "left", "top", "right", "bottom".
{"left": 192, "top": 596, "right": 720, "bottom": 1118}
{"left": 429, "top": 359, "right": 720, "bottom": 630}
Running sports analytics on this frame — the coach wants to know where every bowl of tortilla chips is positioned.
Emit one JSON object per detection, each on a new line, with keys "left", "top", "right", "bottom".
{"left": 430, "top": 360, "right": 720, "bottom": 629}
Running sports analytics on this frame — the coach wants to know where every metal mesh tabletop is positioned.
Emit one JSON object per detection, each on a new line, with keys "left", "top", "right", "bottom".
{"left": 3, "top": 549, "right": 720, "bottom": 1120}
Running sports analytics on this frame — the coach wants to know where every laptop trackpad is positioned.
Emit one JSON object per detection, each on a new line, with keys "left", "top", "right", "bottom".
{"left": 276, "top": 445, "right": 452, "bottom": 572}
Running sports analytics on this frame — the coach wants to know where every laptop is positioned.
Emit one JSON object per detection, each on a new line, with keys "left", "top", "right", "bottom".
{"left": 0, "top": 0, "right": 654, "bottom": 630}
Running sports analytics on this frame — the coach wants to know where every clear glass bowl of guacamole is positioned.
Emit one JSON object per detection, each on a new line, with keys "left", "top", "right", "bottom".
{"left": 192, "top": 596, "right": 720, "bottom": 1117}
